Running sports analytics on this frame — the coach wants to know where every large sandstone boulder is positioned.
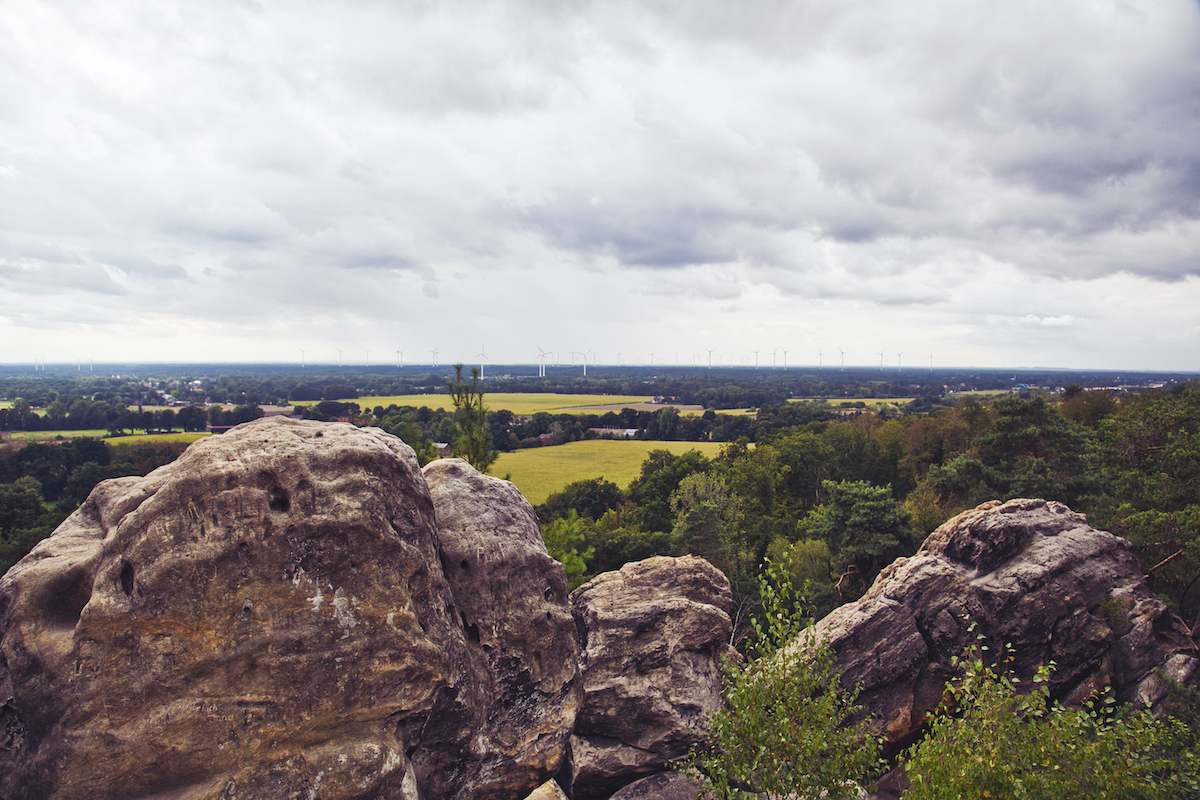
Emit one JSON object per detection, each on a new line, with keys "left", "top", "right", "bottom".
{"left": 811, "top": 498, "right": 1200, "bottom": 749}
{"left": 423, "top": 459, "right": 581, "bottom": 798}
{"left": 0, "top": 418, "right": 578, "bottom": 800}
{"left": 568, "top": 556, "right": 737, "bottom": 800}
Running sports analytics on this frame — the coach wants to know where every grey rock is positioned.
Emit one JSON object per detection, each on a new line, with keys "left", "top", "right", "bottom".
{"left": 568, "top": 555, "right": 737, "bottom": 800}
{"left": 424, "top": 458, "right": 581, "bottom": 799}
{"left": 810, "top": 498, "right": 1200, "bottom": 749}
{"left": 608, "top": 771, "right": 710, "bottom": 800}
{"left": 0, "top": 418, "right": 577, "bottom": 800}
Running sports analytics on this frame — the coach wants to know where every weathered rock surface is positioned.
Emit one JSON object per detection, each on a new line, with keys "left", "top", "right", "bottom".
{"left": 522, "top": 779, "right": 570, "bottom": 800}
{"left": 0, "top": 418, "right": 577, "bottom": 800}
{"left": 812, "top": 498, "right": 1200, "bottom": 749}
{"left": 423, "top": 458, "right": 581, "bottom": 798}
{"left": 568, "top": 556, "right": 737, "bottom": 800}
{"left": 606, "top": 772, "right": 710, "bottom": 800}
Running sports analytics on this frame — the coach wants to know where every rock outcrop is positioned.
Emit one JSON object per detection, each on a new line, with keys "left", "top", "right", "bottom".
{"left": 568, "top": 556, "right": 737, "bottom": 800}
{"left": 0, "top": 418, "right": 578, "bottom": 800}
{"left": 7, "top": 418, "right": 1199, "bottom": 800}
{"left": 811, "top": 498, "right": 1200, "bottom": 749}
{"left": 423, "top": 458, "right": 581, "bottom": 797}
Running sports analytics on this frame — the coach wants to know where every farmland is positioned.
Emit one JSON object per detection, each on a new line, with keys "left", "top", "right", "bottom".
{"left": 107, "top": 432, "right": 212, "bottom": 445}
{"left": 303, "top": 393, "right": 656, "bottom": 415}
{"left": 493, "top": 439, "right": 727, "bottom": 504}
{"left": 8, "top": 429, "right": 109, "bottom": 441}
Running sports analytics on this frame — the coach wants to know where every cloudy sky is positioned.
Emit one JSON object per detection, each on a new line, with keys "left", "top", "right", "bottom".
{"left": 2, "top": 1, "right": 1199, "bottom": 371}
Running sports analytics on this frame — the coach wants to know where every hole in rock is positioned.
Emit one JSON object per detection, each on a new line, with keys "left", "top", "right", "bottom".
{"left": 119, "top": 561, "right": 135, "bottom": 597}
{"left": 45, "top": 568, "right": 93, "bottom": 630}
{"left": 460, "top": 559, "right": 470, "bottom": 572}
{"left": 268, "top": 486, "right": 290, "bottom": 513}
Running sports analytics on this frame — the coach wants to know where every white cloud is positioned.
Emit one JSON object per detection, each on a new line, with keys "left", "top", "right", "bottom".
{"left": 0, "top": 0, "right": 1197, "bottom": 369}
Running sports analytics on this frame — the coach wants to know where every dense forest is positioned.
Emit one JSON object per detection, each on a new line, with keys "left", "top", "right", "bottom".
{"left": 531, "top": 383, "right": 1200, "bottom": 629}
{"left": 2, "top": 373, "right": 1198, "bottom": 633}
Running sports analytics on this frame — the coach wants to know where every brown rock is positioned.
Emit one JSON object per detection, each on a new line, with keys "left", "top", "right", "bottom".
{"left": 0, "top": 418, "right": 576, "bottom": 799}
{"left": 607, "top": 772, "right": 711, "bottom": 800}
{"left": 423, "top": 458, "right": 581, "bottom": 799}
{"left": 568, "top": 556, "right": 737, "bottom": 800}
{"left": 810, "top": 498, "right": 1200, "bottom": 749}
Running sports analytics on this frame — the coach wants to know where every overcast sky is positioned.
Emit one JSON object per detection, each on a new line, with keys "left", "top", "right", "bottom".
{"left": 2, "top": 1, "right": 1198, "bottom": 371}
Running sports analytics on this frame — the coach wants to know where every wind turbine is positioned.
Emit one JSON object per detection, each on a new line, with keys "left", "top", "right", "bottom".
{"left": 337, "top": 349, "right": 344, "bottom": 367}
{"left": 364, "top": 349, "right": 371, "bottom": 367}
{"left": 430, "top": 349, "right": 439, "bottom": 367}
{"left": 753, "top": 349, "right": 760, "bottom": 369}
{"left": 838, "top": 348, "right": 846, "bottom": 371}
{"left": 704, "top": 347, "right": 716, "bottom": 368}
{"left": 782, "top": 348, "right": 791, "bottom": 370}
{"left": 395, "top": 349, "right": 404, "bottom": 368}
{"left": 536, "top": 346, "right": 548, "bottom": 377}
{"left": 929, "top": 352, "right": 934, "bottom": 372}
{"left": 818, "top": 348, "right": 823, "bottom": 370}
{"left": 300, "top": 349, "right": 306, "bottom": 368}
{"left": 897, "top": 352, "right": 904, "bottom": 371}
{"left": 476, "top": 345, "right": 488, "bottom": 379}
{"left": 878, "top": 350, "right": 885, "bottom": 371}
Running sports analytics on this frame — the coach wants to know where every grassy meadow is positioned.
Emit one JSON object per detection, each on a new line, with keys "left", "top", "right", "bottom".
{"left": 8, "top": 429, "right": 109, "bottom": 441}
{"left": 3, "top": 430, "right": 211, "bottom": 444}
{"left": 298, "top": 393, "right": 655, "bottom": 415}
{"left": 107, "top": 432, "right": 212, "bottom": 445}
{"left": 493, "top": 439, "right": 727, "bottom": 505}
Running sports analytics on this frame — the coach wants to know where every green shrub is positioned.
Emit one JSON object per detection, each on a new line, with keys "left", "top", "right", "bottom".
{"left": 904, "top": 633, "right": 1200, "bottom": 800}
{"left": 687, "top": 561, "right": 883, "bottom": 798}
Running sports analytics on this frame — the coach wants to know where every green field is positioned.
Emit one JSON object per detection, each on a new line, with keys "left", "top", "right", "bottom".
{"left": 4, "top": 430, "right": 210, "bottom": 444}
{"left": 832, "top": 397, "right": 915, "bottom": 408}
{"left": 107, "top": 432, "right": 212, "bottom": 445}
{"left": 493, "top": 439, "right": 727, "bottom": 505}
{"left": 790, "top": 397, "right": 916, "bottom": 407}
{"left": 8, "top": 429, "right": 109, "bottom": 441}
{"left": 299, "top": 393, "right": 655, "bottom": 415}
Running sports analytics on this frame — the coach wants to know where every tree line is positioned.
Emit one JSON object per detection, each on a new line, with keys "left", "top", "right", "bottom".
{"left": 3, "top": 380, "right": 1198, "bottom": 627}
{"left": 533, "top": 383, "right": 1200, "bottom": 626}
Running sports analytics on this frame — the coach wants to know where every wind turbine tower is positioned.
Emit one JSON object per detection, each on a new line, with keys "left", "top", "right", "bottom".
{"left": 838, "top": 348, "right": 846, "bottom": 371}
{"left": 476, "top": 345, "right": 488, "bottom": 379}
{"left": 704, "top": 347, "right": 716, "bottom": 368}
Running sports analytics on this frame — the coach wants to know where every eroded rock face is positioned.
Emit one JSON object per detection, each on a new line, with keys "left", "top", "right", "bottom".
{"left": 811, "top": 498, "right": 1200, "bottom": 749}
{"left": 0, "top": 418, "right": 577, "bottom": 800}
{"left": 423, "top": 458, "right": 581, "bottom": 799}
{"left": 568, "top": 556, "right": 737, "bottom": 800}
